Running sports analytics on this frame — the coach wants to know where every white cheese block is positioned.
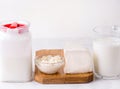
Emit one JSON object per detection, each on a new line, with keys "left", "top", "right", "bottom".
{"left": 64, "top": 48, "right": 93, "bottom": 74}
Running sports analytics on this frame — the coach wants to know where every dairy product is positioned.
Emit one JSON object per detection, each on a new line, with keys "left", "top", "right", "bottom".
{"left": 35, "top": 55, "right": 64, "bottom": 74}
{"left": 64, "top": 48, "right": 93, "bottom": 74}
{"left": 93, "top": 37, "right": 120, "bottom": 78}
{"left": 36, "top": 55, "right": 63, "bottom": 63}
{"left": 0, "top": 21, "right": 32, "bottom": 82}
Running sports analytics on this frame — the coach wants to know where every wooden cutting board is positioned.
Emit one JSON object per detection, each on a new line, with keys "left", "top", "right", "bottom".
{"left": 34, "top": 49, "right": 94, "bottom": 84}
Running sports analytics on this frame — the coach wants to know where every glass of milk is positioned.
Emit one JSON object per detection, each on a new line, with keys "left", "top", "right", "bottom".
{"left": 93, "top": 26, "right": 120, "bottom": 79}
{"left": 0, "top": 20, "right": 32, "bottom": 82}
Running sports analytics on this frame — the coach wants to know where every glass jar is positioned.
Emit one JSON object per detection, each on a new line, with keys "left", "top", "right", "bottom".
{"left": 93, "top": 25, "right": 120, "bottom": 79}
{"left": 0, "top": 20, "right": 32, "bottom": 82}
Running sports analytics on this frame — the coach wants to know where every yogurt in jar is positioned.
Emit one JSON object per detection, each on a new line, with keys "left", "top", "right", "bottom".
{"left": 93, "top": 37, "right": 120, "bottom": 78}
{"left": 0, "top": 21, "right": 32, "bottom": 82}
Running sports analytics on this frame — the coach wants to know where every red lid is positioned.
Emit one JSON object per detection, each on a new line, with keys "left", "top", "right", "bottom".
{"left": 0, "top": 21, "right": 29, "bottom": 34}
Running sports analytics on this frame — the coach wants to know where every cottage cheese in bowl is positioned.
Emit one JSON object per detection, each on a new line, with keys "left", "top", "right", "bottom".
{"left": 35, "top": 55, "right": 64, "bottom": 74}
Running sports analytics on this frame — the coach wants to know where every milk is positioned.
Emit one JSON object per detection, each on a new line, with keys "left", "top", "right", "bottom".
{"left": 93, "top": 37, "right": 120, "bottom": 78}
{"left": 0, "top": 21, "right": 32, "bottom": 82}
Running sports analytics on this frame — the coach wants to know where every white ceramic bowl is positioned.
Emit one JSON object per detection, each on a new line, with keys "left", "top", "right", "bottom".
{"left": 35, "top": 56, "right": 64, "bottom": 74}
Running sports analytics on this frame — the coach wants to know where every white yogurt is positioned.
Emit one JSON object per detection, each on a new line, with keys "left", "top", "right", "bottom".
{"left": 0, "top": 21, "right": 32, "bottom": 82}
{"left": 93, "top": 37, "right": 120, "bottom": 78}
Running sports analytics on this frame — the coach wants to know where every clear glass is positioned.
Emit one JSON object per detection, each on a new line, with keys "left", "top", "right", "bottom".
{"left": 93, "top": 25, "right": 120, "bottom": 79}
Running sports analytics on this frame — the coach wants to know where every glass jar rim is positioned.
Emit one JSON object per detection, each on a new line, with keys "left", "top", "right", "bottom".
{"left": 93, "top": 25, "right": 120, "bottom": 35}
{"left": 0, "top": 19, "right": 30, "bottom": 27}
{"left": 0, "top": 19, "right": 30, "bottom": 34}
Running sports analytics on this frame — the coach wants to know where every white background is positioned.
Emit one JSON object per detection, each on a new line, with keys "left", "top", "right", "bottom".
{"left": 0, "top": 0, "right": 120, "bottom": 89}
{"left": 0, "top": 0, "right": 120, "bottom": 39}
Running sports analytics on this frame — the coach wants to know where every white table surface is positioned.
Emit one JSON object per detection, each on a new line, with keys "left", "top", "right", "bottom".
{"left": 1, "top": 79, "right": 120, "bottom": 89}
{"left": 1, "top": 38, "right": 120, "bottom": 89}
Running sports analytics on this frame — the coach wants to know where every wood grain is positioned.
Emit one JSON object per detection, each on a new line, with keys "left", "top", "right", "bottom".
{"left": 34, "top": 49, "right": 93, "bottom": 84}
